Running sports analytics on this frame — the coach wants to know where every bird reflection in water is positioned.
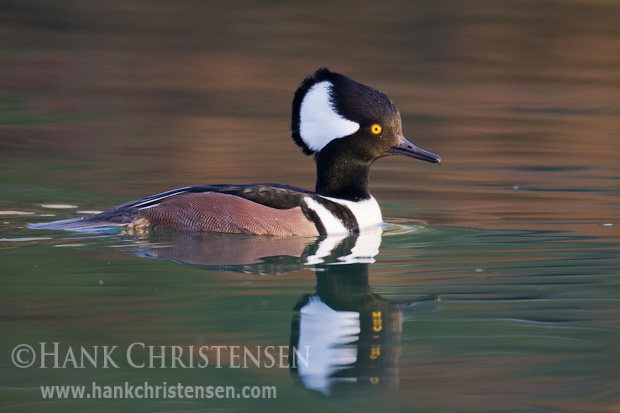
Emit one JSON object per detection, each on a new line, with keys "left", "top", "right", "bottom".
{"left": 124, "top": 227, "right": 439, "bottom": 396}
{"left": 289, "top": 262, "right": 438, "bottom": 396}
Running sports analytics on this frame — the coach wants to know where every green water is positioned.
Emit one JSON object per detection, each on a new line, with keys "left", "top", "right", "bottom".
{"left": 2, "top": 1, "right": 620, "bottom": 411}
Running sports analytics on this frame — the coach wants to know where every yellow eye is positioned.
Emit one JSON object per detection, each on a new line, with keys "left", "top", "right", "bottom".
{"left": 370, "top": 124, "right": 382, "bottom": 135}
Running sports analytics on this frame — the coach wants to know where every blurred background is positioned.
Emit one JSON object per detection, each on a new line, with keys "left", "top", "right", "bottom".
{"left": 2, "top": 1, "right": 620, "bottom": 411}
{"left": 2, "top": 0, "right": 618, "bottom": 233}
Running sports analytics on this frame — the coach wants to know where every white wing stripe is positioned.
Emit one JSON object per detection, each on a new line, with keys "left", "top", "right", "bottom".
{"left": 133, "top": 188, "right": 191, "bottom": 208}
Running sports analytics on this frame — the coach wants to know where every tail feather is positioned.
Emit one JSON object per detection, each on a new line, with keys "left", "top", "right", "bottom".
{"left": 30, "top": 216, "right": 126, "bottom": 231}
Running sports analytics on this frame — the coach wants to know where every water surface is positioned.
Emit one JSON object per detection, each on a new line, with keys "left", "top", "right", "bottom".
{"left": 1, "top": 1, "right": 619, "bottom": 411}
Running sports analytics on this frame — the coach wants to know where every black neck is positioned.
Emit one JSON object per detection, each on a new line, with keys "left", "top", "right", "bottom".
{"left": 315, "top": 148, "right": 372, "bottom": 201}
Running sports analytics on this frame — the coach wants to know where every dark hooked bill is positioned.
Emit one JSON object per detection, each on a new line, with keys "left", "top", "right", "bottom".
{"left": 388, "top": 135, "right": 441, "bottom": 164}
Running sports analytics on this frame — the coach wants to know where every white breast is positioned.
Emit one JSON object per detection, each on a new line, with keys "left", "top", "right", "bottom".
{"left": 304, "top": 197, "right": 348, "bottom": 234}
{"left": 304, "top": 195, "right": 384, "bottom": 236}
{"left": 323, "top": 195, "right": 384, "bottom": 230}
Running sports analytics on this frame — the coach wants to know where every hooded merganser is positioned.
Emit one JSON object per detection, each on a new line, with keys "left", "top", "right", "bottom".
{"left": 33, "top": 68, "right": 441, "bottom": 236}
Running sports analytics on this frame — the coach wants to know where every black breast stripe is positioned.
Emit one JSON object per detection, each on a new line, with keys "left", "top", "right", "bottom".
{"left": 300, "top": 205, "right": 327, "bottom": 236}
{"left": 313, "top": 197, "right": 359, "bottom": 233}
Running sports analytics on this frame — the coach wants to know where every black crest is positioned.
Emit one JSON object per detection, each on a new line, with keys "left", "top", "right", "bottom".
{"left": 291, "top": 68, "right": 399, "bottom": 156}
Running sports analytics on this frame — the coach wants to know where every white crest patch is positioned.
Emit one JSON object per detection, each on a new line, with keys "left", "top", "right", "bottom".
{"left": 299, "top": 81, "right": 360, "bottom": 152}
